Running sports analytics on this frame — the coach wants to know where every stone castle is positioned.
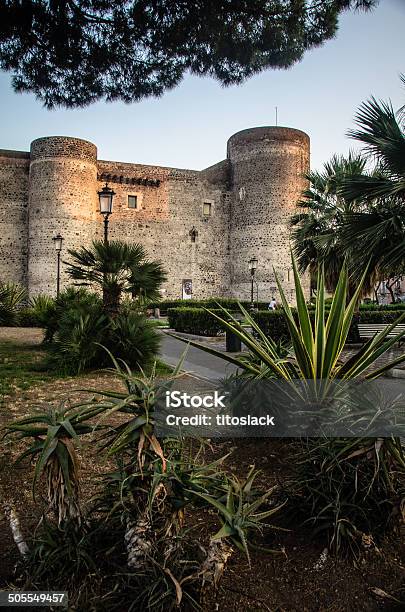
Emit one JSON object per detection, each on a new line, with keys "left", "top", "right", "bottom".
{"left": 0, "top": 126, "right": 309, "bottom": 303}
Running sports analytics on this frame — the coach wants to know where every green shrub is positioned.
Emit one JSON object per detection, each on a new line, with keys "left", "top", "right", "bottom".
{"left": 167, "top": 307, "right": 228, "bottom": 336}
{"left": 355, "top": 310, "right": 404, "bottom": 324}
{"left": 251, "top": 310, "right": 292, "bottom": 343}
{"left": 43, "top": 288, "right": 101, "bottom": 343}
{"left": 18, "top": 307, "right": 41, "bottom": 327}
{"left": 150, "top": 298, "right": 269, "bottom": 312}
{"left": 46, "top": 289, "right": 160, "bottom": 374}
{"left": 107, "top": 311, "right": 160, "bottom": 368}
{"left": 359, "top": 302, "right": 405, "bottom": 311}
{"left": 28, "top": 294, "right": 57, "bottom": 336}
{"left": 252, "top": 309, "right": 404, "bottom": 344}
{"left": 49, "top": 306, "right": 107, "bottom": 374}
{"left": 0, "top": 281, "right": 27, "bottom": 326}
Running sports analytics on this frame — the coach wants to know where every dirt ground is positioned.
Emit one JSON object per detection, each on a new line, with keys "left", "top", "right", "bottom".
{"left": 0, "top": 328, "right": 405, "bottom": 611}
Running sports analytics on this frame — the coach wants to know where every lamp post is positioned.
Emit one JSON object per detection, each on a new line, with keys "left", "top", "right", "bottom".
{"left": 98, "top": 183, "right": 115, "bottom": 243}
{"left": 248, "top": 257, "right": 258, "bottom": 309}
{"left": 52, "top": 233, "right": 64, "bottom": 297}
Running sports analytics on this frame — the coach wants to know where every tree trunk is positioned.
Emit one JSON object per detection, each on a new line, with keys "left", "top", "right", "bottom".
{"left": 0, "top": 485, "right": 29, "bottom": 559}
{"left": 374, "top": 282, "right": 380, "bottom": 305}
{"left": 386, "top": 277, "right": 400, "bottom": 304}
{"left": 103, "top": 286, "right": 121, "bottom": 317}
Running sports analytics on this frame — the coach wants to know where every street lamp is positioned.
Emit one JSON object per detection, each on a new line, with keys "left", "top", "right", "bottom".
{"left": 248, "top": 257, "right": 258, "bottom": 308}
{"left": 98, "top": 183, "right": 115, "bottom": 243}
{"left": 52, "top": 233, "right": 64, "bottom": 297}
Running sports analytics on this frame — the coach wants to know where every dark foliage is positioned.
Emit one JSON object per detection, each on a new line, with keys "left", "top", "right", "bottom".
{"left": 0, "top": 1, "right": 375, "bottom": 108}
{"left": 36, "top": 287, "right": 160, "bottom": 374}
{"left": 18, "top": 307, "right": 41, "bottom": 327}
{"left": 167, "top": 307, "right": 228, "bottom": 336}
{"left": 150, "top": 297, "right": 269, "bottom": 313}
{"left": 252, "top": 308, "right": 404, "bottom": 344}
{"left": 290, "top": 437, "right": 405, "bottom": 557}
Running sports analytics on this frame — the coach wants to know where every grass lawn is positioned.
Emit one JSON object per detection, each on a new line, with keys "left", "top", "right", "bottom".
{"left": 0, "top": 327, "right": 172, "bottom": 412}
{"left": 0, "top": 339, "right": 61, "bottom": 403}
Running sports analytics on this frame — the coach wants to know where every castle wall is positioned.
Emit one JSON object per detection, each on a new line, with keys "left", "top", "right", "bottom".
{"left": 96, "top": 160, "right": 231, "bottom": 299}
{"left": 227, "top": 127, "right": 310, "bottom": 304}
{"left": 28, "top": 137, "right": 97, "bottom": 297}
{"left": 0, "top": 150, "right": 30, "bottom": 287}
{"left": 1, "top": 127, "right": 310, "bottom": 304}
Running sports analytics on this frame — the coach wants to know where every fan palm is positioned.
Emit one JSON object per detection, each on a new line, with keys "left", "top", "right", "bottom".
{"left": 65, "top": 240, "right": 167, "bottom": 315}
{"left": 290, "top": 153, "right": 371, "bottom": 292}
{"left": 0, "top": 281, "right": 27, "bottom": 325}
{"left": 340, "top": 92, "right": 405, "bottom": 277}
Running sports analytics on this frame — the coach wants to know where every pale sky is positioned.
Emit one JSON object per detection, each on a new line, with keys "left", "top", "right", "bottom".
{"left": 0, "top": 0, "right": 404, "bottom": 171}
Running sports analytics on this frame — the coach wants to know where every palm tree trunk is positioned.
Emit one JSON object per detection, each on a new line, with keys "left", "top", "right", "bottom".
{"left": 103, "top": 286, "right": 121, "bottom": 317}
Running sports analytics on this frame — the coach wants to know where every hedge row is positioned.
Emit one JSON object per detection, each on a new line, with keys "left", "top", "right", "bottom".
{"left": 150, "top": 298, "right": 269, "bottom": 312}
{"left": 0, "top": 307, "right": 42, "bottom": 328}
{"left": 167, "top": 308, "right": 228, "bottom": 336}
{"left": 307, "top": 303, "right": 405, "bottom": 313}
{"left": 168, "top": 306, "right": 405, "bottom": 342}
{"left": 358, "top": 303, "right": 405, "bottom": 311}
{"left": 18, "top": 307, "right": 42, "bottom": 327}
{"left": 151, "top": 297, "right": 405, "bottom": 315}
{"left": 252, "top": 310, "right": 405, "bottom": 344}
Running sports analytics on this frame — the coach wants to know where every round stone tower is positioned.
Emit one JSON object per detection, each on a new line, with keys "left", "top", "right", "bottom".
{"left": 28, "top": 136, "right": 98, "bottom": 297}
{"left": 227, "top": 126, "right": 310, "bottom": 304}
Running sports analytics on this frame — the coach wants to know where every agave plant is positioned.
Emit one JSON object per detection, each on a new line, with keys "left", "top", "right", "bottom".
{"left": 81, "top": 351, "right": 183, "bottom": 462}
{"left": 76, "top": 350, "right": 186, "bottom": 568}
{"left": 3, "top": 404, "right": 105, "bottom": 526}
{"left": 193, "top": 467, "right": 285, "bottom": 567}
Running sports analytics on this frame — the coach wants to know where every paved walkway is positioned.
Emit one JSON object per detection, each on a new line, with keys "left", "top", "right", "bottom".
{"left": 159, "top": 332, "right": 239, "bottom": 381}
{"left": 160, "top": 331, "right": 405, "bottom": 381}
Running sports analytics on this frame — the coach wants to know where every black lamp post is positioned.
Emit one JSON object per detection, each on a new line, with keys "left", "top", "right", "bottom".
{"left": 52, "top": 233, "right": 64, "bottom": 297}
{"left": 249, "top": 257, "right": 258, "bottom": 308}
{"left": 98, "top": 183, "right": 115, "bottom": 243}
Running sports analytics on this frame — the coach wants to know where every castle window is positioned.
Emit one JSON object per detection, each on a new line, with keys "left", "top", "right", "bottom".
{"left": 203, "top": 202, "right": 212, "bottom": 217}
{"left": 128, "top": 195, "right": 138, "bottom": 209}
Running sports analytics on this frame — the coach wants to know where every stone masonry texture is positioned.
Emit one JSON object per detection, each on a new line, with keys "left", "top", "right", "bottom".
{"left": 0, "top": 127, "right": 310, "bottom": 303}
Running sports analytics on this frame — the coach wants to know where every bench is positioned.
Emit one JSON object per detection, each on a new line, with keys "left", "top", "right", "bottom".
{"left": 358, "top": 323, "right": 405, "bottom": 346}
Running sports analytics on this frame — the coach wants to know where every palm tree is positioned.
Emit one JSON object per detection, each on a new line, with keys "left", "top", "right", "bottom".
{"left": 290, "top": 153, "right": 370, "bottom": 293}
{"left": 65, "top": 240, "right": 166, "bottom": 316}
{"left": 340, "top": 93, "right": 405, "bottom": 279}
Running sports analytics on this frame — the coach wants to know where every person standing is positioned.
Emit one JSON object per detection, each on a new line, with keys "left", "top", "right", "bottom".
{"left": 268, "top": 297, "right": 277, "bottom": 310}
